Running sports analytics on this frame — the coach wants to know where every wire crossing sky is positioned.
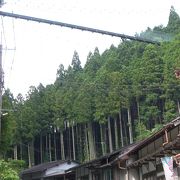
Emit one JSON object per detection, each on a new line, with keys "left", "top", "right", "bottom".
{"left": 0, "top": 0, "right": 180, "bottom": 96}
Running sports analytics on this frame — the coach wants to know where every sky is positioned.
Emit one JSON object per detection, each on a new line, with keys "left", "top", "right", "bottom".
{"left": 0, "top": 0, "right": 180, "bottom": 97}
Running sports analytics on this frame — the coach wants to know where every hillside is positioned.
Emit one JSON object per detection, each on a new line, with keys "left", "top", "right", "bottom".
{"left": 0, "top": 7, "right": 180, "bottom": 168}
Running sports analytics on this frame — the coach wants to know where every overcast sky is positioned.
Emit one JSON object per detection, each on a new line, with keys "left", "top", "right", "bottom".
{"left": 0, "top": 0, "right": 180, "bottom": 97}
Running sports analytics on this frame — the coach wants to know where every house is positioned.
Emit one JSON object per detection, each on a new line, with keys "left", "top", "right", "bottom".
{"left": 71, "top": 142, "right": 141, "bottom": 180}
{"left": 72, "top": 116, "right": 180, "bottom": 180}
{"left": 21, "top": 160, "right": 79, "bottom": 180}
{"left": 123, "top": 116, "right": 180, "bottom": 180}
{"left": 21, "top": 116, "right": 180, "bottom": 180}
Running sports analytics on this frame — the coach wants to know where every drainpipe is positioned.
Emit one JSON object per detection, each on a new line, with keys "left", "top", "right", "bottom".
{"left": 163, "top": 129, "right": 168, "bottom": 146}
{"left": 118, "top": 161, "right": 126, "bottom": 170}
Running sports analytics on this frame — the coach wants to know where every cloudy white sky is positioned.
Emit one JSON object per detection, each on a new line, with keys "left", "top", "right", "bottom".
{"left": 0, "top": 0, "right": 180, "bottom": 97}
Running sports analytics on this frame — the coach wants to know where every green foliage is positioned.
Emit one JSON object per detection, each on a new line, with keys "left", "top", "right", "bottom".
{"left": 135, "top": 122, "right": 163, "bottom": 141}
{"left": 151, "top": 124, "right": 163, "bottom": 134}
{"left": 166, "top": 6, "right": 180, "bottom": 34}
{"left": 139, "top": 7, "right": 180, "bottom": 41}
{"left": 71, "top": 51, "right": 82, "bottom": 72}
{"left": 0, "top": 90, "right": 17, "bottom": 156}
{"left": 135, "top": 121, "right": 151, "bottom": 141}
{"left": 0, "top": 159, "right": 25, "bottom": 180}
{"left": 1, "top": 8, "right": 180, "bottom": 164}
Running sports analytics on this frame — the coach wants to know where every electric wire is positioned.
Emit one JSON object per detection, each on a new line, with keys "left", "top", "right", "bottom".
{"left": 6, "top": 14, "right": 16, "bottom": 88}
{"left": 1, "top": 15, "right": 7, "bottom": 78}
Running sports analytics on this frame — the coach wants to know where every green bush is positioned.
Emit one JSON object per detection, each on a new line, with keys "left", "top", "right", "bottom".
{"left": 0, "top": 160, "right": 26, "bottom": 180}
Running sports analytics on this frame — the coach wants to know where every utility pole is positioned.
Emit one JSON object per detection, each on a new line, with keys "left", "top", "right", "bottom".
{"left": 0, "top": 44, "right": 2, "bottom": 143}
{"left": 0, "top": 0, "right": 4, "bottom": 144}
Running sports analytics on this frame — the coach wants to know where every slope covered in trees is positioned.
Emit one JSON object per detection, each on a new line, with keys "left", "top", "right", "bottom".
{"left": 0, "top": 7, "right": 180, "bottom": 167}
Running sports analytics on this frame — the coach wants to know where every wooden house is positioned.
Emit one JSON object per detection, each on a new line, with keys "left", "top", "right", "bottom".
{"left": 21, "top": 160, "right": 79, "bottom": 180}
{"left": 21, "top": 116, "right": 180, "bottom": 180}
{"left": 73, "top": 116, "right": 180, "bottom": 180}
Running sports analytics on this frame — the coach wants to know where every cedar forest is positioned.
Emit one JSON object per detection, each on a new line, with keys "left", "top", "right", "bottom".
{"left": 0, "top": 7, "right": 180, "bottom": 174}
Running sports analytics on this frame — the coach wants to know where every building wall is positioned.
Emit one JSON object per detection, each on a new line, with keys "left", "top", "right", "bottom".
{"left": 113, "top": 166, "right": 128, "bottom": 180}
{"left": 128, "top": 168, "right": 139, "bottom": 180}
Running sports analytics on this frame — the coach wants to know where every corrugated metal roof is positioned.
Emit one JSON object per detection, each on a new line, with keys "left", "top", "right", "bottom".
{"left": 44, "top": 161, "right": 78, "bottom": 177}
{"left": 21, "top": 160, "right": 79, "bottom": 175}
{"left": 69, "top": 142, "right": 141, "bottom": 170}
{"left": 21, "top": 116, "right": 180, "bottom": 176}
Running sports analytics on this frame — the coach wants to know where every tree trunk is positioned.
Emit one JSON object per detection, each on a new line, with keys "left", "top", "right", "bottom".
{"left": 49, "top": 134, "right": 52, "bottom": 162}
{"left": 114, "top": 117, "right": 119, "bottom": 150}
{"left": 79, "top": 124, "right": 84, "bottom": 162}
{"left": 75, "top": 124, "right": 80, "bottom": 161}
{"left": 123, "top": 113, "right": 128, "bottom": 145}
{"left": 108, "top": 116, "right": 113, "bottom": 153}
{"left": 137, "top": 100, "right": 141, "bottom": 122}
{"left": 30, "top": 140, "right": 35, "bottom": 166}
{"left": 46, "top": 134, "right": 48, "bottom": 154}
{"left": 71, "top": 125, "right": 76, "bottom": 160}
{"left": 60, "top": 131, "right": 65, "bottom": 160}
{"left": 87, "top": 122, "right": 95, "bottom": 160}
{"left": 20, "top": 141, "right": 23, "bottom": 160}
{"left": 28, "top": 143, "right": 31, "bottom": 168}
{"left": 53, "top": 131, "right": 57, "bottom": 161}
{"left": 100, "top": 123, "right": 105, "bottom": 155}
{"left": 14, "top": 145, "right": 18, "bottom": 160}
{"left": 78, "top": 124, "right": 82, "bottom": 162}
{"left": 85, "top": 124, "right": 90, "bottom": 161}
{"left": 127, "top": 107, "right": 133, "bottom": 144}
{"left": 27, "top": 141, "right": 34, "bottom": 167}
{"left": 119, "top": 110, "right": 124, "bottom": 147}
{"left": 40, "top": 134, "right": 43, "bottom": 163}
{"left": 178, "top": 100, "right": 180, "bottom": 115}
{"left": 68, "top": 127, "right": 71, "bottom": 160}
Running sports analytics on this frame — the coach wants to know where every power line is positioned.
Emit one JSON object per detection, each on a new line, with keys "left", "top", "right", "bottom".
{"left": 0, "top": 11, "right": 160, "bottom": 45}
{"left": 7, "top": 15, "right": 16, "bottom": 87}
